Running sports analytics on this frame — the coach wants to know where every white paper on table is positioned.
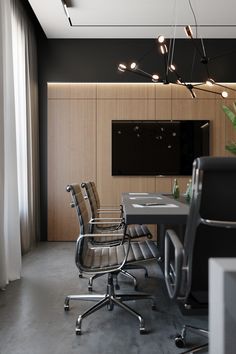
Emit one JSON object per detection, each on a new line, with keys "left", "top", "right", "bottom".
{"left": 132, "top": 203, "right": 179, "bottom": 208}
{"left": 129, "top": 196, "right": 162, "bottom": 200}
{"left": 128, "top": 193, "right": 149, "bottom": 195}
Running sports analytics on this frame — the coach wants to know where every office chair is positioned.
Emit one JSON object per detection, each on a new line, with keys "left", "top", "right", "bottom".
{"left": 67, "top": 183, "right": 151, "bottom": 290}
{"left": 64, "top": 184, "right": 158, "bottom": 335}
{"left": 164, "top": 156, "right": 236, "bottom": 353}
{"left": 81, "top": 181, "right": 152, "bottom": 239}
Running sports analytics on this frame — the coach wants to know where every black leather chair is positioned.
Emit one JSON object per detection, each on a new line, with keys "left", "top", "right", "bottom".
{"left": 67, "top": 183, "right": 151, "bottom": 290}
{"left": 164, "top": 156, "right": 236, "bottom": 353}
{"left": 64, "top": 184, "right": 158, "bottom": 335}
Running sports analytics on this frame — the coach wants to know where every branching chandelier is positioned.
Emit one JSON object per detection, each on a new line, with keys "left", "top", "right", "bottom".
{"left": 118, "top": 1, "right": 236, "bottom": 99}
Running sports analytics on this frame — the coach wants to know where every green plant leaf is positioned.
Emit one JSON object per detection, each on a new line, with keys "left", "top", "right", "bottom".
{"left": 225, "top": 143, "right": 236, "bottom": 155}
{"left": 233, "top": 101, "right": 236, "bottom": 113}
{"left": 222, "top": 105, "right": 236, "bottom": 128}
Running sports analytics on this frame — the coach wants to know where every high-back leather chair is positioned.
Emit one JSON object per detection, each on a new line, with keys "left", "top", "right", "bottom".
{"left": 164, "top": 157, "right": 236, "bottom": 353}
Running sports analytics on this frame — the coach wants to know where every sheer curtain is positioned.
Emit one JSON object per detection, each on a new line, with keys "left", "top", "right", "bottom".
{"left": 0, "top": 0, "right": 40, "bottom": 289}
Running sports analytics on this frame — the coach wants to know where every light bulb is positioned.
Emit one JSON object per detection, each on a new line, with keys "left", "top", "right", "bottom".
{"left": 160, "top": 44, "right": 168, "bottom": 55}
{"left": 157, "top": 35, "right": 165, "bottom": 43}
{"left": 130, "top": 62, "right": 137, "bottom": 70}
{"left": 184, "top": 25, "right": 193, "bottom": 39}
{"left": 118, "top": 63, "right": 126, "bottom": 72}
{"left": 221, "top": 91, "right": 228, "bottom": 98}
{"left": 152, "top": 74, "right": 159, "bottom": 82}
{"left": 206, "top": 79, "right": 214, "bottom": 86}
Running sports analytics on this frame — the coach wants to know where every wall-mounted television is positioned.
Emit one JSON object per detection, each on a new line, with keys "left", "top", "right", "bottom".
{"left": 112, "top": 120, "right": 210, "bottom": 176}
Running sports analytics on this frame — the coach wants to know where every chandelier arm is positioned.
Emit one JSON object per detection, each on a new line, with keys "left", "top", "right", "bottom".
{"left": 136, "top": 43, "right": 156, "bottom": 64}
{"left": 208, "top": 49, "right": 236, "bottom": 62}
{"left": 213, "top": 82, "right": 236, "bottom": 92}
{"left": 192, "top": 85, "right": 224, "bottom": 96}
{"left": 126, "top": 68, "right": 157, "bottom": 81}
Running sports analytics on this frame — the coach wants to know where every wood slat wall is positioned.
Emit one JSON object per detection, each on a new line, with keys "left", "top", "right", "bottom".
{"left": 47, "top": 83, "right": 236, "bottom": 241}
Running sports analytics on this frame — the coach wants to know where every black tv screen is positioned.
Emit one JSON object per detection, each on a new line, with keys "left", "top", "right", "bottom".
{"left": 112, "top": 120, "right": 210, "bottom": 176}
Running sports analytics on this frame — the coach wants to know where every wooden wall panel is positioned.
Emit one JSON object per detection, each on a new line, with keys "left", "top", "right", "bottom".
{"left": 47, "top": 82, "right": 236, "bottom": 241}
{"left": 48, "top": 98, "right": 96, "bottom": 241}
{"left": 48, "top": 83, "right": 96, "bottom": 99}
{"left": 97, "top": 83, "right": 156, "bottom": 99}
{"left": 155, "top": 177, "right": 172, "bottom": 193}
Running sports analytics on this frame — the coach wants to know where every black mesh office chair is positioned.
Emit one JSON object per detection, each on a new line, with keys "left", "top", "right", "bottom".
{"left": 81, "top": 181, "right": 152, "bottom": 239}
{"left": 64, "top": 184, "right": 158, "bottom": 335}
{"left": 164, "top": 157, "right": 236, "bottom": 353}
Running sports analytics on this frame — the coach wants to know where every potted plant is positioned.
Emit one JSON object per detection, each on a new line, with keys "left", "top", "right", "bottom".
{"left": 222, "top": 102, "right": 236, "bottom": 155}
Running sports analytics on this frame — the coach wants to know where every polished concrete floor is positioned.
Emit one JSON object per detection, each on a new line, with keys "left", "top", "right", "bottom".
{"left": 0, "top": 242, "right": 208, "bottom": 354}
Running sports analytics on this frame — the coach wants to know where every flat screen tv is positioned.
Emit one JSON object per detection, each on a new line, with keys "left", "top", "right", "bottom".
{"left": 112, "top": 120, "right": 210, "bottom": 176}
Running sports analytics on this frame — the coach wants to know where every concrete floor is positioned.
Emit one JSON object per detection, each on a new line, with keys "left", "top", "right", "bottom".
{"left": 0, "top": 242, "right": 208, "bottom": 354}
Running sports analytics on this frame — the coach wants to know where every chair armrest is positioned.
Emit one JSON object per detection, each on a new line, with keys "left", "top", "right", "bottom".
{"left": 200, "top": 218, "right": 236, "bottom": 228}
{"left": 83, "top": 231, "right": 127, "bottom": 245}
{"left": 98, "top": 204, "right": 123, "bottom": 211}
{"left": 164, "top": 229, "right": 184, "bottom": 299}
{"left": 91, "top": 217, "right": 122, "bottom": 221}
{"left": 97, "top": 205, "right": 123, "bottom": 218}
{"left": 89, "top": 217, "right": 123, "bottom": 225}
{"left": 97, "top": 210, "right": 122, "bottom": 214}
{"left": 81, "top": 232, "right": 127, "bottom": 239}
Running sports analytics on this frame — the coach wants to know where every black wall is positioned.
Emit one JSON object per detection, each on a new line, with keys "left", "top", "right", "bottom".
{"left": 40, "top": 38, "right": 236, "bottom": 83}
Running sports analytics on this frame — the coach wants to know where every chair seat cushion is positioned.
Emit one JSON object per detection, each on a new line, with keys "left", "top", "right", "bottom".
{"left": 82, "top": 240, "right": 157, "bottom": 270}
{"left": 127, "top": 224, "right": 152, "bottom": 239}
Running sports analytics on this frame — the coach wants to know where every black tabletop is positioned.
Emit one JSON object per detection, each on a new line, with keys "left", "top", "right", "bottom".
{"left": 122, "top": 193, "right": 189, "bottom": 225}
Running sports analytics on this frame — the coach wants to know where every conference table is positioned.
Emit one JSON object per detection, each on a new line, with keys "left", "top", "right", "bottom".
{"left": 121, "top": 192, "right": 190, "bottom": 261}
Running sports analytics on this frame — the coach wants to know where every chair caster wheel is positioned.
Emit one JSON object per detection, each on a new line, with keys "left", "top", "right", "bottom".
{"left": 75, "top": 328, "right": 81, "bottom": 335}
{"left": 175, "top": 334, "right": 185, "bottom": 348}
{"left": 151, "top": 304, "right": 156, "bottom": 310}
{"left": 140, "top": 328, "right": 147, "bottom": 334}
{"left": 88, "top": 286, "right": 93, "bottom": 292}
{"left": 79, "top": 274, "right": 83, "bottom": 278}
{"left": 64, "top": 305, "right": 70, "bottom": 311}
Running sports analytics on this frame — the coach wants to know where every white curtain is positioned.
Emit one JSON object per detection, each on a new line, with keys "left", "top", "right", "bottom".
{"left": 11, "top": 0, "right": 40, "bottom": 253}
{"left": 0, "top": 0, "right": 40, "bottom": 289}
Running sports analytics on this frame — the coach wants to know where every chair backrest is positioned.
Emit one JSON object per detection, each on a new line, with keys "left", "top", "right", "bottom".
{"left": 182, "top": 157, "right": 236, "bottom": 304}
{"left": 81, "top": 181, "right": 98, "bottom": 219}
{"left": 90, "top": 181, "right": 101, "bottom": 209}
{"left": 66, "top": 184, "right": 91, "bottom": 235}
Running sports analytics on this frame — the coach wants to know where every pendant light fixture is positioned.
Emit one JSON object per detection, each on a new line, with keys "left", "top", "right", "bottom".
{"left": 118, "top": 1, "right": 236, "bottom": 99}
